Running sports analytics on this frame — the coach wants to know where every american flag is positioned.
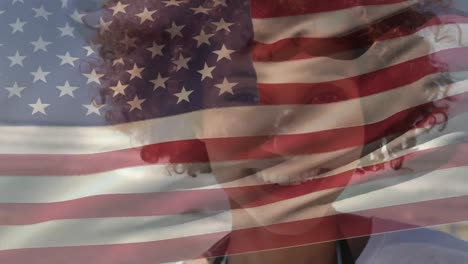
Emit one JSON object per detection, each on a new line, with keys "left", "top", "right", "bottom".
{"left": 1, "top": 0, "right": 468, "bottom": 263}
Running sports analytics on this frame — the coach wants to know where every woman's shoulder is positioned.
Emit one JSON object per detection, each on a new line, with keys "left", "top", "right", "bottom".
{"left": 337, "top": 213, "right": 468, "bottom": 263}
{"left": 356, "top": 224, "right": 468, "bottom": 264}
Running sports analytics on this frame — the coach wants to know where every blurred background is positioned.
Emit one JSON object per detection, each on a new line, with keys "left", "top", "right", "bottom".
{"left": 433, "top": 222, "right": 468, "bottom": 240}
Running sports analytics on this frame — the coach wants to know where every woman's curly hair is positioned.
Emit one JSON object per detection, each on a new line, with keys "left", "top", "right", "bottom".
{"left": 88, "top": 0, "right": 460, "bottom": 178}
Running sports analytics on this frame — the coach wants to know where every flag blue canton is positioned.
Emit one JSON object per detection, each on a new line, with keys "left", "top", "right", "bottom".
{"left": 0, "top": 0, "right": 258, "bottom": 126}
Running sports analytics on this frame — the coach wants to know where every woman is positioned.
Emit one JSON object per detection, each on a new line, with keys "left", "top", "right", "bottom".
{"left": 93, "top": 0, "right": 468, "bottom": 263}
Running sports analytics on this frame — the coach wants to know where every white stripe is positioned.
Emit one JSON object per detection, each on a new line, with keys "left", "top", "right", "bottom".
{"left": 1, "top": 110, "right": 467, "bottom": 204}
{"left": 254, "top": 23, "right": 468, "bottom": 83}
{"left": 1, "top": 71, "right": 467, "bottom": 155}
{"left": 0, "top": 164, "right": 219, "bottom": 203}
{"left": 0, "top": 116, "right": 198, "bottom": 155}
{"left": 333, "top": 166, "right": 468, "bottom": 214}
{"left": 0, "top": 211, "right": 232, "bottom": 250}
{"left": 252, "top": 0, "right": 417, "bottom": 44}
{"left": 1, "top": 165, "right": 467, "bottom": 250}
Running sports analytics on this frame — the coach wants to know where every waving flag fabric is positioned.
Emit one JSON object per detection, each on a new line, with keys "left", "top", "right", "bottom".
{"left": 0, "top": 0, "right": 468, "bottom": 263}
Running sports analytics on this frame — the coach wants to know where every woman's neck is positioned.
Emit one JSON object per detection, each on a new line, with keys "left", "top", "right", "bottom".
{"left": 225, "top": 211, "right": 342, "bottom": 264}
{"left": 226, "top": 241, "right": 339, "bottom": 264}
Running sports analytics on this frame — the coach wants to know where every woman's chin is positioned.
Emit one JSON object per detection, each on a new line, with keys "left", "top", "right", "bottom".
{"left": 265, "top": 204, "right": 336, "bottom": 236}
{"left": 231, "top": 191, "right": 338, "bottom": 238}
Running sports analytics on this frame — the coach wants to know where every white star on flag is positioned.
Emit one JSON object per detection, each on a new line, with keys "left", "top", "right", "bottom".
{"left": 57, "top": 52, "right": 78, "bottom": 66}
{"left": 215, "top": 78, "right": 238, "bottom": 95}
{"left": 30, "top": 67, "right": 50, "bottom": 83}
{"left": 113, "top": 57, "right": 125, "bottom": 66}
{"left": 127, "top": 95, "right": 146, "bottom": 111}
{"left": 173, "top": 54, "right": 191, "bottom": 71}
{"left": 5, "top": 82, "right": 26, "bottom": 98}
{"left": 110, "top": 2, "right": 129, "bottom": 16}
{"left": 58, "top": 22, "right": 74, "bottom": 37}
{"left": 29, "top": 98, "right": 50, "bottom": 115}
{"left": 70, "top": 9, "right": 85, "bottom": 24}
{"left": 174, "top": 87, "right": 193, "bottom": 103}
{"left": 32, "top": 5, "right": 52, "bottom": 20}
{"left": 151, "top": 73, "right": 170, "bottom": 91}
{"left": 136, "top": 8, "right": 157, "bottom": 24}
{"left": 212, "top": 18, "right": 233, "bottom": 32}
{"left": 31, "top": 36, "right": 52, "bottom": 52}
{"left": 198, "top": 63, "right": 215, "bottom": 81}
{"left": 8, "top": 51, "right": 26, "bottom": 67}
{"left": 82, "top": 100, "right": 104, "bottom": 116}
{"left": 99, "top": 18, "right": 112, "bottom": 34}
{"left": 193, "top": 30, "right": 214, "bottom": 47}
{"left": 9, "top": 18, "right": 27, "bottom": 33}
{"left": 110, "top": 81, "right": 129, "bottom": 97}
{"left": 83, "top": 69, "right": 104, "bottom": 85}
{"left": 83, "top": 42, "right": 101, "bottom": 56}
{"left": 163, "top": 0, "right": 185, "bottom": 7}
{"left": 56, "top": 81, "right": 79, "bottom": 97}
{"left": 126, "top": 64, "right": 144, "bottom": 80}
{"left": 147, "top": 42, "right": 165, "bottom": 58}
{"left": 213, "top": 44, "right": 235, "bottom": 61}
{"left": 165, "top": 22, "right": 185, "bottom": 39}
{"left": 191, "top": 6, "right": 210, "bottom": 14}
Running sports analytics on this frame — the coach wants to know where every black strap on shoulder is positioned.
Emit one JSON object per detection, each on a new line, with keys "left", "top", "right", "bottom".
{"left": 339, "top": 239, "right": 356, "bottom": 264}
{"left": 212, "top": 255, "right": 227, "bottom": 264}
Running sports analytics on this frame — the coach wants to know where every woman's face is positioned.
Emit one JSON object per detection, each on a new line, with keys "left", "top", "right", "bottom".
{"left": 198, "top": 74, "right": 366, "bottom": 232}
{"left": 197, "top": 22, "right": 448, "bottom": 210}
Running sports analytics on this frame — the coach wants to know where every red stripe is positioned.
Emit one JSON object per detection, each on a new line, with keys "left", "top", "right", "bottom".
{"left": 0, "top": 231, "right": 231, "bottom": 264}
{"left": 0, "top": 189, "right": 228, "bottom": 225}
{"left": 1, "top": 196, "right": 467, "bottom": 263}
{"left": 252, "top": 15, "right": 468, "bottom": 61}
{"left": 0, "top": 91, "right": 466, "bottom": 176}
{"left": 0, "top": 139, "right": 208, "bottom": 176}
{"left": 258, "top": 47, "right": 468, "bottom": 104}
{"left": 1, "top": 140, "right": 466, "bottom": 225}
{"left": 251, "top": 0, "right": 408, "bottom": 18}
